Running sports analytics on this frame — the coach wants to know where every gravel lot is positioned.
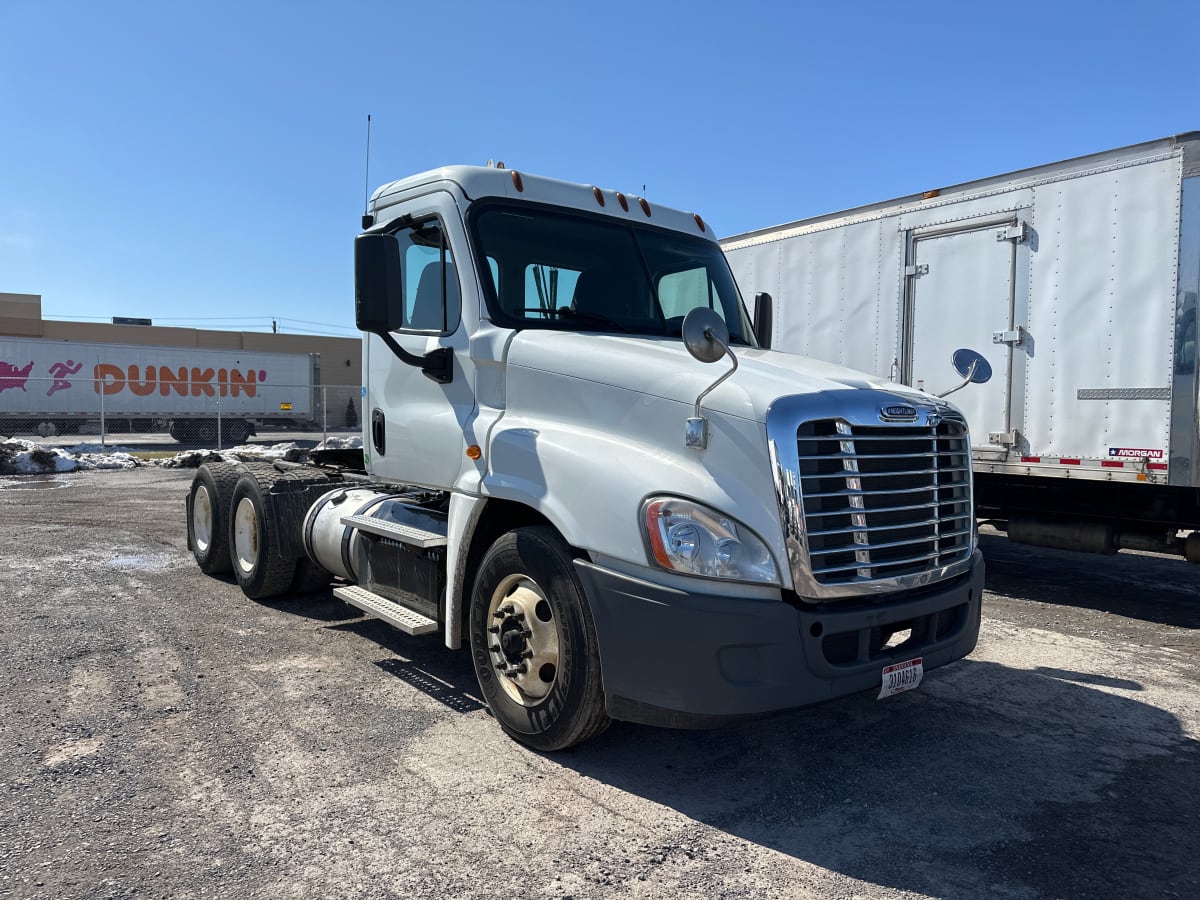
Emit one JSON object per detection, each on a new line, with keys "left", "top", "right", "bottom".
{"left": 1, "top": 468, "right": 1197, "bottom": 899}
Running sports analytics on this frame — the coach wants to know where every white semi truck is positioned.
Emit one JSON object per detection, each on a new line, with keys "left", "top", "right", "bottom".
{"left": 0, "top": 337, "right": 320, "bottom": 443}
{"left": 723, "top": 133, "right": 1200, "bottom": 563}
{"left": 186, "top": 166, "right": 988, "bottom": 750}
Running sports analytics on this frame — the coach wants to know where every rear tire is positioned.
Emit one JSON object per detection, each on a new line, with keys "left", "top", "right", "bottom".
{"left": 225, "top": 420, "right": 250, "bottom": 445}
{"left": 469, "top": 526, "right": 609, "bottom": 751}
{"left": 228, "top": 471, "right": 297, "bottom": 599}
{"left": 188, "top": 462, "right": 239, "bottom": 574}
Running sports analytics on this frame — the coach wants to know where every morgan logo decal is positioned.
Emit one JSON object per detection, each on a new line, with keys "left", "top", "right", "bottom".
{"left": 1108, "top": 447, "right": 1165, "bottom": 460}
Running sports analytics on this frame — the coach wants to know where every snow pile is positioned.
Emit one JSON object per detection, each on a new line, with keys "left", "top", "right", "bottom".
{"left": 157, "top": 442, "right": 309, "bottom": 469}
{"left": 0, "top": 439, "right": 142, "bottom": 475}
{"left": 316, "top": 435, "right": 363, "bottom": 450}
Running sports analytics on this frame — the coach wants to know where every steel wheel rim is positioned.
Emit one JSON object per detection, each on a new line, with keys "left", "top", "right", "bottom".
{"left": 233, "top": 497, "right": 259, "bottom": 576}
{"left": 192, "top": 484, "right": 214, "bottom": 553}
{"left": 486, "top": 573, "right": 560, "bottom": 706}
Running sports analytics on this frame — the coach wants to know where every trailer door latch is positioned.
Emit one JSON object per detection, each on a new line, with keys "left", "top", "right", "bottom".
{"left": 989, "top": 430, "right": 1018, "bottom": 446}
{"left": 993, "top": 326, "right": 1026, "bottom": 346}
{"left": 904, "top": 263, "right": 929, "bottom": 277}
{"left": 995, "top": 222, "right": 1028, "bottom": 243}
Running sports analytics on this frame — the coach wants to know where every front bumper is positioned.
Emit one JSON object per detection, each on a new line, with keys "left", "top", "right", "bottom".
{"left": 574, "top": 551, "right": 984, "bottom": 728}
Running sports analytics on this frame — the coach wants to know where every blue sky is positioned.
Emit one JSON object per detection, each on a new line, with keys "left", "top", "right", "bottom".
{"left": 1, "top": 0, "right": 1195, "bottom": 336}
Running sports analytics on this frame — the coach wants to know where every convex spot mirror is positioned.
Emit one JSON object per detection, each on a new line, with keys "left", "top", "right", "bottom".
{"left": 683, "top": 307, "right": 729, "bottom": 364}
{"left": 952, "top": 348, "right": 993, "bottom": 384}
{"left": 354, "top": 233, "right": 403, "bottom": 333}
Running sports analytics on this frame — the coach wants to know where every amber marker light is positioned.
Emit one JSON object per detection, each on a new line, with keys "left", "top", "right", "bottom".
{"left": 466, "top": 445, "right": 482, "bottom": 460}
{"left": 592, "top": 186, "right": 605, "bottom": 206}
{"left": 693, "top": 214, "right": 706, "bottom": 232}
{"left": 616, "top": 192, "right": 629, "bottom": 211}
{"left": 511, "top": 170, "right": 524, "bottom": 192}
{"left": 643, "top": 499, "right": 673, "bottom": 569}
{"left": 638, "top": 197, "right": 651, "bottom": 217}
{"left": 922, "top": 189, "right": 940, "bottom": 199}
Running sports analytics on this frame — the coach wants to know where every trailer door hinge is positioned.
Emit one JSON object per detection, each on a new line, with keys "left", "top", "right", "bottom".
{"left": 992, "top": 325, "right": 1026, "bottom": 346}
{"left": 995, "top": 222, "right": 1028, "bottom": 243}
{"left": 904, "top": 263, "right": 929, "bottom": 277}
{"left": 989, "top": 430, "right": 1018, "bottom": 446}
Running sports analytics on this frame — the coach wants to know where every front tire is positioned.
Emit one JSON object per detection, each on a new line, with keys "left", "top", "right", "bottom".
{"left": 228, "top": 471, "right": 297, "bottom": 599}
{"left": 469, "top": 526, "right": 609, "bottom": 751}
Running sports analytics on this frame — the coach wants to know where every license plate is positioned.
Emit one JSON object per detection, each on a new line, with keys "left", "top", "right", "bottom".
{"left": 877, "top": 657, "right": 923, "bottom": 700}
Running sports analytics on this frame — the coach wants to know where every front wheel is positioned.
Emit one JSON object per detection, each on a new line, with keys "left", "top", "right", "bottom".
{"left": 469, "top": 526, "right": 609, "bottom": 751}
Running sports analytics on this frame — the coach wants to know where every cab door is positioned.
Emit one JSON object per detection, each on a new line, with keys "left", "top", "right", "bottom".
{"left": 365, "top": 191, "right": 477, "bottom": 488}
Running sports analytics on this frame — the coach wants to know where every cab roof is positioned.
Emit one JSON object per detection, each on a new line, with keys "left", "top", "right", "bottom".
{"left": 368, "top": 165, "right": 717, "bottom": 244}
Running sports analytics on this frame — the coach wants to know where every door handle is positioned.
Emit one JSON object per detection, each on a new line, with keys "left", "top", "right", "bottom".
{"left": 371, "top": 409, "right": 385, "bottom": 455}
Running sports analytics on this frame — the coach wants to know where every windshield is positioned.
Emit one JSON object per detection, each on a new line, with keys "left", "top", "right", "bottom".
{"left": 471, "top": 203, "right": 752, "bottom": 342}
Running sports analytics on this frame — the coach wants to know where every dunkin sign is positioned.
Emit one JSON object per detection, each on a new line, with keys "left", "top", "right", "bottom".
{"left": 93, "top": 364, "right": 264, "bottom": 398}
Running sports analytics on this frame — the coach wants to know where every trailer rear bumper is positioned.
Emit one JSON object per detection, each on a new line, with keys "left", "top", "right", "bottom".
{"left": 575, "top": 552, "right": 984, "bottom": 728}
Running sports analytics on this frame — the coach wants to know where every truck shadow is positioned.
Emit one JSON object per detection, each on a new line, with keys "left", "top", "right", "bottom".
{"left": 979, "top": 532, "right": 1200, "bottom": 628}
{"left": 269, "top": 591, "right": 1197, "bottom": 897}
{"left": 557, "top": 660, "right": 1199, "bottom": 899}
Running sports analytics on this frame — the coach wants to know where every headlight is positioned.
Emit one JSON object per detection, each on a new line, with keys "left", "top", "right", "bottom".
{"left": 642, "top": 496, "right": 780, "bottom": 585}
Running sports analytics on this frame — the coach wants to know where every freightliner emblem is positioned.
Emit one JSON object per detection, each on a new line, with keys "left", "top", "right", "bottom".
{"left": 880, "top": 404, "right": 919, "bottom": 422}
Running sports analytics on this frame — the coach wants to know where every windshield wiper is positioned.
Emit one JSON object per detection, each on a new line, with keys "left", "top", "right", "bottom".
{"left": 521, "top": 307, "right": 632, "bottom": 333}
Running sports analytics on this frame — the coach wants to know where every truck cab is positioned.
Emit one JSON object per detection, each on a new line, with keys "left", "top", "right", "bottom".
{"left": 187, "top": 165, "right": 985, "bottom": 750}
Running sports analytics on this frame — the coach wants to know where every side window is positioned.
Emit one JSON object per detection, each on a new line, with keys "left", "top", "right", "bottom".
{"left": 395, "top": 220, "right": 461, "bottom": 333}
{"left": 657, "top": 266, "right": 724, "bottom": 322}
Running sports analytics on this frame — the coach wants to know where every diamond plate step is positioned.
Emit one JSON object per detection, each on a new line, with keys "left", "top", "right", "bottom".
{"left": 333, "top": 585, "right": 439, "bottom": 636}
{"left": 340, "top": 514, "right": 447, "bottom": 548}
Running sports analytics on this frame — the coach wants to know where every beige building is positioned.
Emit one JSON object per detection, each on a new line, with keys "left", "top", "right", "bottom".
{"left": 0, "top": 292, "right": 362, "bottom": 385}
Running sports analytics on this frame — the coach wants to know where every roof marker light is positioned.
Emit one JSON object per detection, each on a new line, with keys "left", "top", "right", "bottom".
{"left": 693, "top": 214, "right": 706, "bottom": 232}
{"left": 922, "top": 189, "right": 940, "bottom": 199}
{"left": 617, "top": 192, "right": 629, "bottom": 212}
{"left": 592, "top": 186, "right": 605, "bottom": 207}
{"left": 638, "top": 197, "right": 651, "bottom": 217}
{"left": 511, "top": 170, "right": 524, "bottom": 192}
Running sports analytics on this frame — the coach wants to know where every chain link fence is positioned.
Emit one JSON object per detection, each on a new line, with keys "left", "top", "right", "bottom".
{"left": 0, "top": 376, "right": 363, "bottom": 450}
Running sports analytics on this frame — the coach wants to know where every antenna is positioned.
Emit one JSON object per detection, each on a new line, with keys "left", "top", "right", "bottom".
{"left": 362, "top": 114, "right": 374, "bottom": 229}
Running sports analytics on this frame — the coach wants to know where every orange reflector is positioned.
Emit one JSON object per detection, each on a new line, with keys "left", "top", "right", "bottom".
{"left": 693, "top": 213, "right": 706, "bottom": 232}
{"left": 1137, "top": 473, "right": 1148, "bottom": 481}
{"left": 511, "top": 170, "right": 524, "bottom": 192}
{"left": 592, "top": 186, "right": 605, "bottom": 207}
{"left": 466, "top": 445, "right": 482, "bottom": 460}
{"left": 617, "top": 192, "right": 629, "bottom": 211}
{"left": 638, "top": 197, "right": 651, "bottom": 217}
{"left": 922, "top": 189, "right": 940, "bottom": 199}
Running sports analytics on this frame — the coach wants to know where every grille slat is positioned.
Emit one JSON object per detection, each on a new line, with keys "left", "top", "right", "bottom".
{"left": 796, "top": 417, "right": 972, "bottom": 586}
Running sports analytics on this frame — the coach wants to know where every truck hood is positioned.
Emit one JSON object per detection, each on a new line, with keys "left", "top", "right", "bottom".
{"left": 505, "top": 331, "right": 934, "bottom": 422}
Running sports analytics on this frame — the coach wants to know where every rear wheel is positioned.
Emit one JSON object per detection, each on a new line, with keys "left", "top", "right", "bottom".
{"left": 469, "top": 526, "right": 609, "bottom": 751}
{"left": 194, "top": 419, "right": 218, "bottom": 445}
{"left": 188, "top": 462, "right": 239, "bottom": 574}
{"left": 224, "top": 419, "right": 250, "bottom": 445}
{"left": 229, "top": 471, "right": 297, "bottom": 599}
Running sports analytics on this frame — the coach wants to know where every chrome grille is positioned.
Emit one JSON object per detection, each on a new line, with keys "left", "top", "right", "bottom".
{"left": 796, "top": 418, "right": 972, "bottom": 585}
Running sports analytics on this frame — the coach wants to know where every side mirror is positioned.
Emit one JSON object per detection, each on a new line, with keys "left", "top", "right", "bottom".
{"left": 938, "top": 348, "right": 993, "bottom": 398}
{"left": 752, "top": 292, "right": 773, "bottom": 349}
{"left": 682, "top": 307, "right": 729, "bottom": 363}
{"left": 354, "top": 233, "right": 403, "bottom": 333}
{"left": 953, "top": 348, "right": 993, "bottom": 384}
{"left": 682, "top": 307, "right": 739, "bottom": 449}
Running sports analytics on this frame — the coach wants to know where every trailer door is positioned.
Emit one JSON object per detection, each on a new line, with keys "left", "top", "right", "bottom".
{"left": 905, "top": 219, "right": 1024, "bottom": 450}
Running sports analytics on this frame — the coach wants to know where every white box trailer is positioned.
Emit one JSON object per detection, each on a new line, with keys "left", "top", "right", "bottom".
{"left": 0, "top": 337, "right": 320, "bottom": 443}
{"left": 722, "top": 133, "right": 1200, "bottom": 561}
